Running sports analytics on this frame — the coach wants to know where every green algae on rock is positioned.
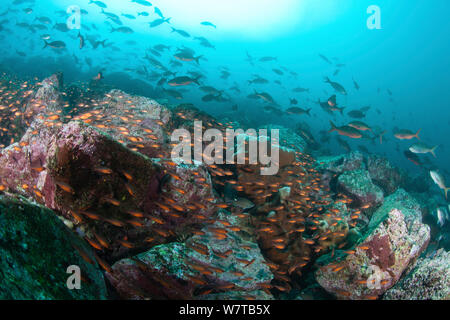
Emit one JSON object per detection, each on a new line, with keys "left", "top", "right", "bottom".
{"left": 0, "top": 194, "right": 107, "bottom": 300}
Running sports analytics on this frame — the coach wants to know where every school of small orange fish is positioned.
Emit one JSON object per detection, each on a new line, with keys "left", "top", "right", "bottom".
{"left": 0, "top": 72, "right": 381, "bottom": 300}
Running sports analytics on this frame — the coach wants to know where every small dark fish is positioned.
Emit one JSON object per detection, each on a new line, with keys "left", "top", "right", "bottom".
{"left": 43, "top": 40, "right": 66, "bottom": 49}
{"left": 286, "top": 107, "right": 311, "bottom": 116}
{"left": 171, "top": 27, "right": 190, "bottom": 38}
{"left": 404, "top": 150, "right": 421, "bottom": 166}
{"left": 319, "top": 54, "right": 332, "bottom": 64}
{"left": 324, "top": 77, "right": 347, "bottom": 95}
{"left": 149, "top": 17, "right": 170, "bottom": 28}
{"left": 353, "top": 77, "right": 360, "bottom": 90}
{"left": 200, "top": 21, "right": 216, "bottom": 28}
{"left": 259, "top": 56, "right": 277, "bottom": 62}
{"left": 89, "top": 0, "right": 107, "bottom": 9}
{"left": 131, "top": 0, "right": 152, "bottom": 6}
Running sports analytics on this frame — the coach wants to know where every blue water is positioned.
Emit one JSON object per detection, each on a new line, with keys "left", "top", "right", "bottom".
{"left": 1, "top": 0, "right": 449, "bottom": 199}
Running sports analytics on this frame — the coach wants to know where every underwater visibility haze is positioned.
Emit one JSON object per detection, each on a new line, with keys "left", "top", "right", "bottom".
{"left": 0, "top": 0, "right": 449, "bottom": 301}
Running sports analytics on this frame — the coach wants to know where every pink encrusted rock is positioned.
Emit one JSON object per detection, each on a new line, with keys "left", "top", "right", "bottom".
{"left": 106, "top": 211, "right": 274, "bottom": 300}
{"left": 383, "top": 249, "right": 450, "bottom": 300}
{"left": 74, "top": 89, "right": 173, "bottom": 159}
{"left": 0, "top": 119, "right": 166, "bottom": 259}
{"left": 0, "top": 117, "right": 222, "bottom": 260}
{"left": 24, "top": 73, "right": 64, "bottom": 117}
{"left": 315, "top": 208, "right": 430, "bottom": 300}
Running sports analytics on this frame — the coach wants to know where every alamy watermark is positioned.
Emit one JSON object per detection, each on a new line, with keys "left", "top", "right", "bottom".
{"left": 367, "top": 5, "right": 382, "bottom": 29}
{"left": 66, "top": 5, "right": 81, "bottom": 30}
{"left": 171, "top": 121, "right": 280, "bottom": 175}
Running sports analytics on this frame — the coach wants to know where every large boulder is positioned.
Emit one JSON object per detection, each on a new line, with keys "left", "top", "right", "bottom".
{"left": 367, "top": 155, "right": 403, "bottom": 195}
{"left": 337, "top": 169, "right": 384, "bottom": 207}
{"left": 105, "top": 210, "right": 274, "bottom": 300}
{"left": 383, "top": 249, "right": 450, "bottom": 300}
{"left": 316, "top": 151, "right": 365, "bottom": 173}
{"left": 315, "top": 190, "right": 430, "bottom": 300}
{"left": 0, "top": 194, "right": 107, "bottom": 299}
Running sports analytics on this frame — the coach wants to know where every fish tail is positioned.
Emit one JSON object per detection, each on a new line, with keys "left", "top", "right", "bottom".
{"left": 195, "top": 55, "right": 203, "bottom": 65}
{"left": 306, "top": 108, "right": 311, "bottom": 116}
{"left": 166, "top": 17, "right": 171, "bottom": 24}
{"left": 431, "top": 145, "right": 438, "bottom": 158}
{"left": 170, "top": 27, "right": 175, "bottom": 32}
{"left": 193, "top": 76, "right": 201, "bottom": 85}
{"left": 415, "top": 128, "right": 421, "bottom": 140}
{"left": 324, "top": 77, "right": 330, "bottom": 83}
{"left": 339, "top": 107, "right": 345, "bottom": 115}
{"left": 329, "top": 121, "right": 337, "bottom": 132}
{"left": 42, "top": 40, "right": 48, "bottom": 49}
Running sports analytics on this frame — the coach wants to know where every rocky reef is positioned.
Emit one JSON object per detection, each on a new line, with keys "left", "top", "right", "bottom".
{"left": 0, "top": 73, "right": 448, "bottom": 300}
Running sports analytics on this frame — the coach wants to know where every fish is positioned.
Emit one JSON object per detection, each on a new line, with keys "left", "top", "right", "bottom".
{"left": 286, "top": 107, "right": 311, "bottom": 116}
{"left": 347, "top": 121, "right": 371, "bottom": 131}
{"left": 394, "top": 129, "right": 420, "bottom": 140}
{"left": 254, "top": 90, "right": 275, "bottom": 104}
{"left": 329, "top": 121, "right": 362, "bottom": 138}
{"left": 111, "top": 26, "right": 134, "bottom": 34}
{"left": 89, "top": 0, "right": 107, "bottom": 9}
{"left": 78, "top": 32, "right": 84, "bottom": 49}
{"left": 318, "top": 54, "right": 332, "bottom": 64}
{"left": 154, "top": 7, "right": 164, "bottom": 18}
{"left": 292, "top": 87, "right": 309, "bottom": 93}
{"left": 436, "top": 207, "right": 448, "bottom": 227}
{"left": 200, "top": 21, "right": 216, "bottom": 28}
{"left": 43, "top": 40, "right": 66, "bottom": 49}
{"left": 409, "top": 142, "right": 438, "bottom": 157}
{"left": 352, "top": 77, "right": 360, "bottom": 90}
{"left": 171, "top": 27, "right": 190, "bottom": 38}
{"left": 149, "top": 17, "right": 170, "bottom": 28}
{"left": 259, "top": 56, "right": 277, "bottom": 62}
{"left": 121, "top": 14, "right": 136, "bottom": 20}
{"left": 168, "top": 76, "right": 200, "bottom": 86}
{"left": 131, "top": 0, "right": 152, "bottom": 6}
{"left": 347, "top": 110, "right": 366, "bottom": 119}
{"left": 430, "top": 170, "right": 450, "bottom": 199}
{"left": 324, "top": 77, "right": 347, "bottom": 95}
{"left": 403, "top": 150, "right": 421, "bottom": 166}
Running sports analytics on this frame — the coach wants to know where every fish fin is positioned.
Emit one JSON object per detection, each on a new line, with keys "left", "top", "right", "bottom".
{"left": 306, "top": 108, "right": 311, "bottom": 116}
{"left": 415, "top": 128, "right": 421, "bottom": 140}
{"left": 324, "top": 77, "right": 330, "bottom": 83}
{"left": 329, "top": 121, "right": 336, "bottom": 132}
{"left": 339, "top": 107, "right": 345, "bottom": 115}
{"left": 445, "top": 187, "right": 449, "bottom": 200}
{"left": 42, "top": 40, "right": 48, "bottom": 49}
